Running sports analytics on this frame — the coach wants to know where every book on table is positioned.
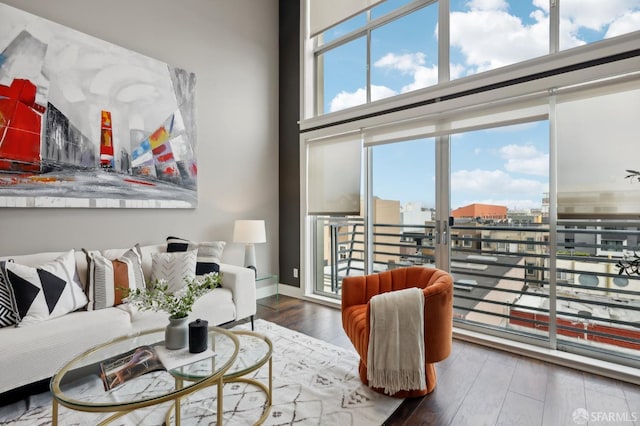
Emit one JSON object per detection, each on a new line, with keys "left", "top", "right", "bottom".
{"left": 99, "top": 345, "right": 215, "bottom": 391}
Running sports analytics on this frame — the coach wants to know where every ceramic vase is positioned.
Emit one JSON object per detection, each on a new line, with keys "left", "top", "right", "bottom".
{"left": 165, "top": 316, "right": 189, "bottom": 350}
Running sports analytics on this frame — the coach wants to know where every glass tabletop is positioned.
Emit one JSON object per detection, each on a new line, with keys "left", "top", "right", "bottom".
{"left": 171, "top": 330, "right": 273, "bottom": 381}
{"left": 50, "top": 327, "right": 239, "bottom": 410}
{"left": 172, "top": 330, "right": 272, "bottom": 382}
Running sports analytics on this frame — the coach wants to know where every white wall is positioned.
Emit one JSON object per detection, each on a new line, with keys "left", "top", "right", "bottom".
{"left": 0, "top": 0, "right": 279, "bottom": 275}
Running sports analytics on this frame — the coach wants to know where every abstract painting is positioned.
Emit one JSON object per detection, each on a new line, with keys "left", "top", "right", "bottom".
{"left": 0, "top": 3, "right": 197, "bottom": 208}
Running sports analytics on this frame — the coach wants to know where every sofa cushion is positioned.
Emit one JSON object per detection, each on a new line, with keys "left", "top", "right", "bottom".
{"left": 166, "top": 236, "right": 226, "bottom": 275}
{"left": 166, "top": 236, "right": 197, "bottom": 252}
{"left": 194, "top": 241, "right": 226, "bottom": 275}
{"left": 0, "top": 307, "right": 133, "bottom": 393}
{"left": 3, "top": 250, "right": 88, "bottom": 326}
{"left": 85, "top": 246, "right": 146, "bottom": 311}
{"left": 0, "top": 261, "right": 19, "bottom": 328}
{"left": 150, "top": 250, "right": 197, "bottom": 293}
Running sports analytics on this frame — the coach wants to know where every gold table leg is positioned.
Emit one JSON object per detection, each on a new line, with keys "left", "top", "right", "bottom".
{"left": 268, "top": 357, "right": 273, "bottom": 405}
{"left": 52, "top": 398, "right": 59, "bottom": 426}
{"left": 217, "top": 377, "right": 223, "bottom": 425}
{"left": 175, "top": 377, "right": 183, "bottom": 426}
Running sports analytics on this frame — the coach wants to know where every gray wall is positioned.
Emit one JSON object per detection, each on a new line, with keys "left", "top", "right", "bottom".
{"left": 0, "top": 0, "right": 280, "bottom": 275}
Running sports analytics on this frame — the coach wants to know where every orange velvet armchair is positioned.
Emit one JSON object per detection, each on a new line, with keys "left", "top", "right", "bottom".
{"left": 341, "top": 266, "right": 453, "bottom": 398}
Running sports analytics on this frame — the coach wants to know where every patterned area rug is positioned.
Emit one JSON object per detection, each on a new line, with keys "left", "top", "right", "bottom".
{"left": 0, "top": 319, "right": 403, "bottom": 425}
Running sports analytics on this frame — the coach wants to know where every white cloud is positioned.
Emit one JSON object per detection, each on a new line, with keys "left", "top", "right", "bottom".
{"left": 559, "top": 0, "right": 640, "bottom": 31}
{"left": 606, "top": 11, "right": 640, "bottom": 37}
{"left": 467, "top": 0, "right": 509, "bottom": 11}
{"left": 450, "top": 63, "right": 467, "bottom": 80}
{"left": 500, "top": 144, "right": 549, "bottom": 176}
{"left": 329, "top": 88, "right": 366, "bottom": 112}
{"left": 371, "top": 84, "right": 399, "bottom": 102}
{"left": 374, "top": 52, "right": 425, "bottom": 73}
{"left": 451, "top": 169, "right": 545, "bottom": 195}
{"left": 374, "top": 52, "right": 438, "bottom": 93}
{"left": 329, "top": 85, "right": 397, "bottom": 112}
{"left": 401, "top": 65, "right": 439, "bottom": 93}
{"left": 450, "top": 8, "right": 549, "bottom": 73}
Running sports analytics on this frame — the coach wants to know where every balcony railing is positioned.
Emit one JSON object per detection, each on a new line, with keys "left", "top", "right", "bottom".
{"left": 315, "top": 217, "right": 640, "bottom": 366}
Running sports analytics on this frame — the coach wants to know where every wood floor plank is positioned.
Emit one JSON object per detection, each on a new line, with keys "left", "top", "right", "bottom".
{"left": 584, "top": 371, "right": 626, "bottom": 399}
{"left": 448, "top": 358, "right": 516, "bottom": 426}
{"left": 509, "top": 356, "right": 549, "bottom": 402}
{"left": 403, "top": 341, "right": 489, "bottom": 425}
{"left": 585, "top": 388, "right": 636, "bottom": 424}
{"left": 496, "top": 391, "right": 544, "bottom": 426}
{"left": 541, "top": 365, "right": 586, "bottom": 426}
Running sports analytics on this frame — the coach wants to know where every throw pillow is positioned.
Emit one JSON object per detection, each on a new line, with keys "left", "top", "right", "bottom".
{"left": 151, "top": 250, "right": 197, "bottom": 293}
{"left": 166, "top": 236, "right": 196, "bottom": 252}
{"left": 0, "top": 261, "right": 19, "bottom": 328}
{"left": 196, "top": 241, "right": 226, "bottom": 275}
{"left": 84, "top": 245, "right": 146, "bottom": 311}
{"left": 116, "top": 245, "right": 146, "bottom": 290}
{"left": 165, "top": 236, "right": 226, "bottom": 275}
{"left": 4, "top": 250, "right": 88, "bottom": 326}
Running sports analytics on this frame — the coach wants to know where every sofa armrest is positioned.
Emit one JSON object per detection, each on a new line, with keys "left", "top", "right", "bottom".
{"left": 219, "top": 263, "right": 257, "bottom": 321}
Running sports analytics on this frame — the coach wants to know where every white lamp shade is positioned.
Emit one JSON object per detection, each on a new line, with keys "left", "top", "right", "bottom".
{"left": 233, "top": 220, "right": 266, "bottom": 244}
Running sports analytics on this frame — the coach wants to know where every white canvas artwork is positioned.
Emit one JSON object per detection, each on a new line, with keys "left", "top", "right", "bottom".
{"left": 0, "top": 2, "right": 197, "bottom": 208}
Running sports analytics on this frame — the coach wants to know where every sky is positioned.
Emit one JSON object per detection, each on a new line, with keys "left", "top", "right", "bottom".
{"left": 321, "top": 0, "right": 640, "bottom": 211}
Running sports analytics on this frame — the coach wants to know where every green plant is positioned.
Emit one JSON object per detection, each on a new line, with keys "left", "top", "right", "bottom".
{"left": 124, "top": 272, "right": 222, "bottom": 319}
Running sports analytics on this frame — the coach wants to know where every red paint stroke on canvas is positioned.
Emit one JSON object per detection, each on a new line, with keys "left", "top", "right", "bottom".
{"left": 0, "top": 79, "right": 45, "bottom": 172}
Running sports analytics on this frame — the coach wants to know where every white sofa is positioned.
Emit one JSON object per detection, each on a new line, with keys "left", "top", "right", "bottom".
{"left": 0, "top": 243, "right": 256, "bottom": 395}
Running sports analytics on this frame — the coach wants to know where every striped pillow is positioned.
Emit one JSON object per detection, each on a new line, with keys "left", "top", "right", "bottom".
{"left": 84, "top": 246, "right": 145, "bottom": 311}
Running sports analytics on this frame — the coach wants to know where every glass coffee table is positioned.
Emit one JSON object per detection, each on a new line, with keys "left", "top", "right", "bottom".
{"left": 50, "top": 326, "right": 247, "bottom": 425}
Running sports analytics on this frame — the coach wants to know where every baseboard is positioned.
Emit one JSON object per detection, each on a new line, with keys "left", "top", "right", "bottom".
{"left": 255, "top": 283, "right": 278, "bottom": 299}
{"left": 276, "top": 282, "right": 306, "bottom": 299}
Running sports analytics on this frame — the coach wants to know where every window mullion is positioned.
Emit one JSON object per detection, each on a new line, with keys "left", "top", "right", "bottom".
{"left": 439, "top": 0, "right": 450, "bottom": 83}
{"left": 550, "top": 0, "right": 559, "bottom": 54}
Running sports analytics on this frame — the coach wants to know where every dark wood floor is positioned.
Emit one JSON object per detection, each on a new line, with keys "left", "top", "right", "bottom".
{"left": 250, "top": 295, "right": 640, "bottom": 426}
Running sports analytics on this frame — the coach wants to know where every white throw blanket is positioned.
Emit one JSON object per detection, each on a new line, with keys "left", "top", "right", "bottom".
{"left": 367, "top": 287, "right": 426, "bottom": 395}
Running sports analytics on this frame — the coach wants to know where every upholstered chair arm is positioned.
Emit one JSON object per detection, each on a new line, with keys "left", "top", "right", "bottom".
{"left": 422, "top": 273, "right": 454, "bottom": 363}
{"left": 342, "top": 276, "right": 369, "bottom": 309}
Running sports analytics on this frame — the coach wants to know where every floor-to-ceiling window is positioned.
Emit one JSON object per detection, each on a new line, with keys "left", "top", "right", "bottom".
{"left": 301, "top": 0, "right": 640, "bottom": 375}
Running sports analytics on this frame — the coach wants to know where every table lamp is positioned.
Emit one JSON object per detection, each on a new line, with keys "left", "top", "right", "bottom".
{"left": 233, "top": 220, "right": 266, "bottom": 276}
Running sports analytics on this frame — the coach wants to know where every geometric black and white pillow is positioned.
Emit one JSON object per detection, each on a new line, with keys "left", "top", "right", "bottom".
{"left": 166, "top": 236, "right": 225, "bottom": 276}
{"left": 0, "top": 260, "right": 19, "bottom": 328}
{"left": 166, "top": 236, "right": 197, "bottom": 252}
{"left": 195, "top": 241, "right": 226, "bottom": 275}
{"left": 4, "top": 250, "right": 88, "bottom": 326}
